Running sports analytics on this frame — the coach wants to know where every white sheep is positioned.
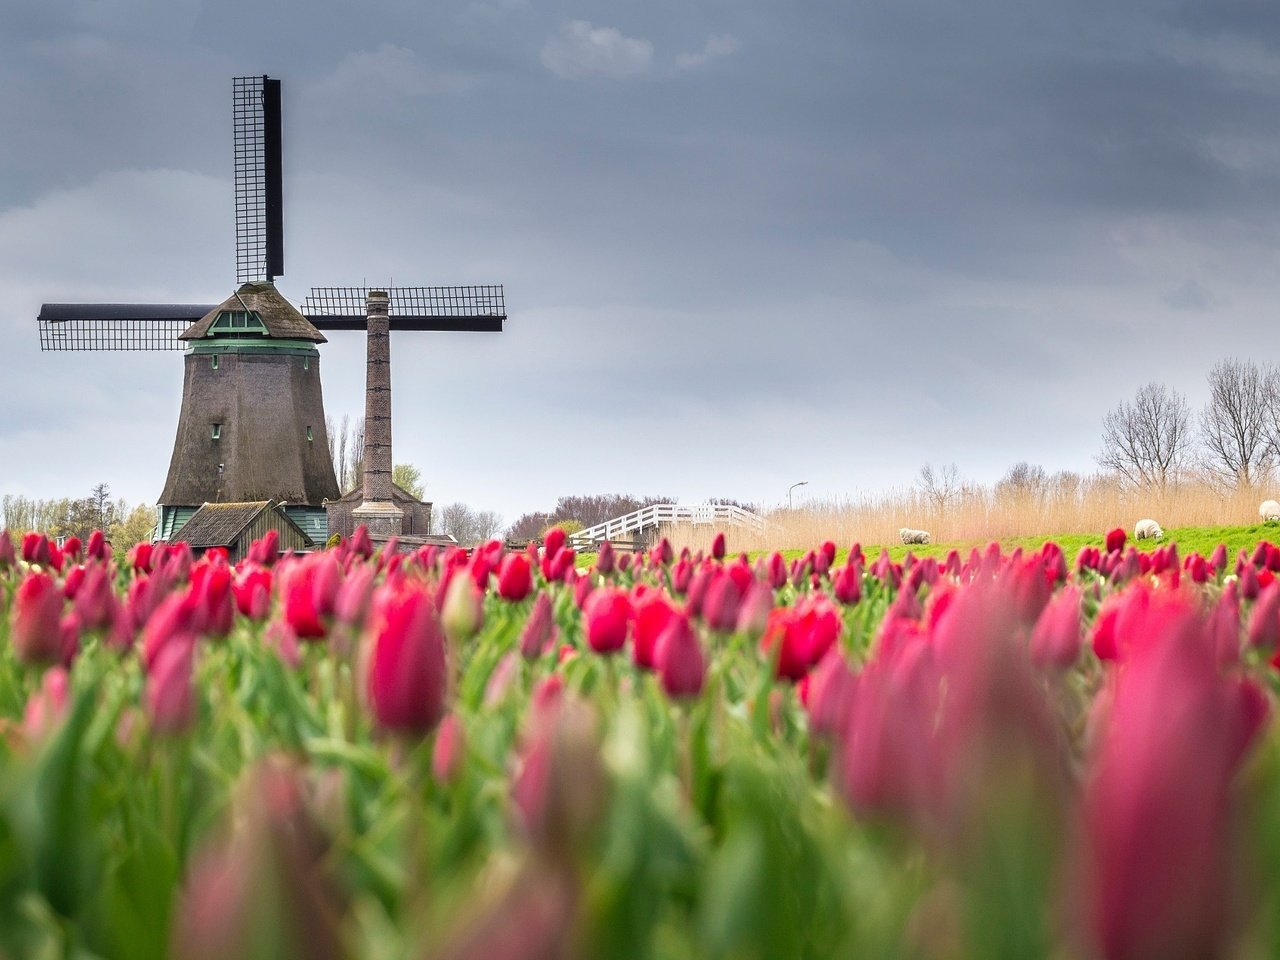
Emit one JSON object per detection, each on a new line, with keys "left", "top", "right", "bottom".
{"left": 1261, "top": 499, "right": 1280, "bottom": 522}
{"left": 899, "top": 527, "right": 931, "bottom": 545}
{"left": 1134, "top": 518, "right": 1163, "bottom": 541}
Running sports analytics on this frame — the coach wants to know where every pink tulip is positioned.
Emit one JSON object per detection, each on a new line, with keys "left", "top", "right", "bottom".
{"left": 433, "top": 713, "right": 465, "bottom": 784}
{"left": 22, "top": 666, "right": 69, "bottom": 742}
{"left": 656, "top": 613, "right": 705, "bottom": 699}
{"left": 832, "top": 562, "right": 862, "bottom": 605}
{"left": 1084, "top": 592, "right": 1264, "bottom": 960}
{"left": 1029, "top": 586, "right": 1082, "bottom": 671}
{"left": 711, "top": 532, "right": 726, "bottom": 561}
{"left": 519, "top": 593, "right": 557, "bottom": 660}
{"left": 147, "top": 638, "right": 197, "bottom": 735}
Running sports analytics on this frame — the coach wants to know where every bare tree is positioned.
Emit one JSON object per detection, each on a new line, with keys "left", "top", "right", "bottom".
{"left": 1098, "top": 382, "right": 1191, "bottom": 490}
{"left": 917, "top": 462, "right": 962, "bottom": 511}
{"left": 435, "top": 502, "right": 504, "bottom": 546}
{"left": 348, "top": 417, "right": 365, "bottom": 494}
{"left": 995, "top": 462, "right": 1048, "bottom": 502}
{"left": 1199, "top": 358, "right": 1273, "bottom": 489}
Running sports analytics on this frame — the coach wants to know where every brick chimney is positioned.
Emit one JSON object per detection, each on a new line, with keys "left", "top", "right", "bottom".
{"left": 352, "top": 290, "right": 403, "bottom": 537}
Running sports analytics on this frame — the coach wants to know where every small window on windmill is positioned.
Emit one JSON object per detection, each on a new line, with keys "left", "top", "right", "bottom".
{"left": 211, "top": 311, "right": 267, "bottom": 337}
{"left": 303, "top": 356, "right": 309, "bottom": 371}
{"left": 306, "top": 426, "right": 313, "bottom": 442}
{"left": 211, "top": 423, "right": 222, "bottom": 441}
{"left": 211, "top": 355, "right": 219, "bottom": 370}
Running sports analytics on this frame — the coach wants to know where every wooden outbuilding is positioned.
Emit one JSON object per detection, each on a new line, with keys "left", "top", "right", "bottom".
{"left": 165, "top": 499, "right": 311, "bottom": 561}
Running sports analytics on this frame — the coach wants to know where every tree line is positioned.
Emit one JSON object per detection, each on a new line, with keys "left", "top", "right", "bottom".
{"left": 0, "top": 483, "right": 156, "bottom": 549}
{"left": 1098, "top": 358, "right": 1280, "bottom": 492}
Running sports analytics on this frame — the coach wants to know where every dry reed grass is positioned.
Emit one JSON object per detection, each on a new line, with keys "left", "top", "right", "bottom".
{"left": 659, "top": 477, "right": 1275, "bottom": 553}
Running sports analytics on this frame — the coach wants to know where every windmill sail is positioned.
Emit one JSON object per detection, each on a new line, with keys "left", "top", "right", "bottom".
{"left": 301, "top": 286, "right": 506, "bottom": 332}
{"left": 37, "top": 303, "right": 216, "bottom": 350}
{"left": 234, "top": 75, "right": 284, "bottom": 284}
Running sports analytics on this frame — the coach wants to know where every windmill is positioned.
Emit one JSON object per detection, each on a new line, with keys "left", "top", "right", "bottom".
{"left": 37, "top": 75, "right": 506, "bottom": 545}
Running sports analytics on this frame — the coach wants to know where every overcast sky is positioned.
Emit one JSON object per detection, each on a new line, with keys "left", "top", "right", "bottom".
{"left": 2, "top": 0, "right": 1279, "bottom": 524}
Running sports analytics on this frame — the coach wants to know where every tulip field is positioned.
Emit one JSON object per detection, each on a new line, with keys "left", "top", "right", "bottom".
{"left": 6, "top": 523, "right": 1280, "bottom": 958}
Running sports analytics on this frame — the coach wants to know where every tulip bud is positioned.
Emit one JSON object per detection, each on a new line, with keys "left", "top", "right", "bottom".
{"left": 583, "top": 588, "right": 631, "bottom": 655}
{"left": 701, "top": 573, "right": 741, "bottom": 633}
{"left": 711, "top": 532, "right": 727, "bottom": 561}
{"left": 22, "top": 666, "right": 70, "bottom": 743}
{"left": 363, "top": 586, "right": 447, "bottom": 736}
{"left": 497, "top": 553, "right": 533, "bottom": 602}
{"left": 1029, "top": 586, "right": 1082, "bottom": 671}
{"left": 832, "top": 562, "right": 862, "bottom": 605}
{"left": 1249, "top": 583, "right": 1280, "bottom": 650}
{"left": 519, "top": 593, "right": 558, "bottom": 660}
{"left": 656, "top": 614, "right": 705, "bottom": 699}
{"left": 1105, "top": 527, "right": 1126, "bottom": 554}
{"left": 11, "top": 572, "right": 64, "bottom": 665}
{"left": 596, "top": 540, "right": 616, "bottom": 576}
{"left": 147, "top": 638, "right": 197, "bottom": 736}
{"left": 441, "top": 573, "right": 485, "bottom": 645}
{"left": 433, "top": 713, "right": 465, "bottom": 784}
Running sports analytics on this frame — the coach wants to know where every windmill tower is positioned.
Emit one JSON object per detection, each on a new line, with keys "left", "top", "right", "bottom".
{"left": 37, "top": 75, "right": 506, "bottom": 545}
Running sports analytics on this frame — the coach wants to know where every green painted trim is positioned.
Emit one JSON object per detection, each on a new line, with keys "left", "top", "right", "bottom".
{"left": 188, "top": 339, "right": 319, "bottom": 357}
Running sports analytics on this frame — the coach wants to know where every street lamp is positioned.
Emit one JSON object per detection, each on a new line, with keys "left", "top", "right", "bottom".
{"left": 788, "top": 481, "right": 808, "bottom": 510}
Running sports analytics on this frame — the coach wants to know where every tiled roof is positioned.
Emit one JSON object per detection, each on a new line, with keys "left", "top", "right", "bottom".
{"left": 172, "top": 501, "right": 271, "bottom": 547}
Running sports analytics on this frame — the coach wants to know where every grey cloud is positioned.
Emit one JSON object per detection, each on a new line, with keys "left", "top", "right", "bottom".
{"left": 540, "top": 21, "right": 653, "bottom": 79}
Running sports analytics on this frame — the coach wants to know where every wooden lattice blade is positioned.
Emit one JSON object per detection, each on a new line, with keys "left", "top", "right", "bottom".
{"left": 37, "top": 303, "right": 215, "bottom": 351}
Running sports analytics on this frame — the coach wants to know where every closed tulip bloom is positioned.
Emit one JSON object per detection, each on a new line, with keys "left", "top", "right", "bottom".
{"left": 806, "top": 649, "right": 857, "bottom": 738}
{"left": 735, "top": 581, "right": 774, "bottom": 639}
{"left": 433, "top": 713, "right": 465, "bottom": 784}
{"left": 498, "top": 553, "right": 533, "bottom": 602}
{"left": 245, "top": 529, "right": 280, "bottom": 566}
{"left": 364, "top": 587, "right": 448, "bottom": 735}
{"left": 1029, "top": 586, "right": 1082, "bottom": 671}
{"left": 519, "top": 592, "right": 557, "bottom": 660}
{"left": 11, "top": 572, "right": 64, "bottom": 666}
{"left": 0, "top": 529, "right": 14, "bottom": 569}
{"left": 711, "top": 532, "right": 727, "bottom": 561}
{"left": 148, "top": 638, "right": 197, "bottom": 735}
{"left": 832, "top": 562, "right": 862, "bottom": 605}
{"left": 22, "top": 665, "right": 69, "bottom": 743}
{"left": 632, "top": 593, "right": 678, "bottom": 670}
{"left": 583, "top": 588, "right": 632, "bottom": 655}
{"left": 442, "top": 573, "right": 485, "bottom": 644}
{"left": 572, "top": 572, "right": 594, "bottom": 610}
{"left": 596, "top": 540, "right": 616, "bottom": 576}
{"left": 232, "top": 566, "right": 272, "bottom": 620}
{"left": 651, "top": 538, "right": 674, "bottom": 567}
{"left": 656, "top": 613, "right": 705, "bottom": 699}
{"left": 349, "top": 524, "right": 374, "bottom": 559}
{"left": 282, "top": 564, "right": 328, "bottom": 640}
{"left": 701, "top": 572, "right": 741, "bottom": 633}
{"left": 1249, "top": 583, "right": 1280, "bottom": 650}
{"left": 1105, "top": 527, "right": 1126, "bottom": 554}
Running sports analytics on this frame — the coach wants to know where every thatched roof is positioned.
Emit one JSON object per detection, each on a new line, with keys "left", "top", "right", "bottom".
{"left": 180, "top": 282, "right": 326, "bottom": 343}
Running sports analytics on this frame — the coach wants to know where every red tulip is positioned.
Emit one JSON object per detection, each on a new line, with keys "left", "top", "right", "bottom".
{"left": 735, "top": 581, "right": 774, "bottom": 638}
{"left": 632, "top": 593, "right": 678, "bottom": 670}
{"left": 1105, "top": 527, "right": 1126, "bottom": 554}
{"left": 128, "top": 540, "right": 154, "bottom": 574}
{"left": 363, "top": 586, "right": 447, "bottom": 735}
{"left": 245, "top": 529, "right": 280, "bottom": 566}
{"left": 498, "top": 553, "right": 533, "bottom": 602}
{"left": 832, "top": 562, "right": 862, "bottom": 605}
{"left": 11, "top": 572, "right": 64, "bottom": 665}
{"left": 349, "top": 524, "right": 374, "bottom": 559}
{"left": 583, "top": 588, "right": 632, "bottom": 655}
{"left": 232, "top": 565, "right": 272, "bottom": 620}
{"left": 711, "top": 532, "right": 726, "bottom": 561}
{"left": 191, "top": 561, "right": 234, "bottom": 639}
{"left": 544, "top": 527, "right": 566, "bottom": 560}
{"left": 0, "top": 529, "right": 14, "bottom": 569}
